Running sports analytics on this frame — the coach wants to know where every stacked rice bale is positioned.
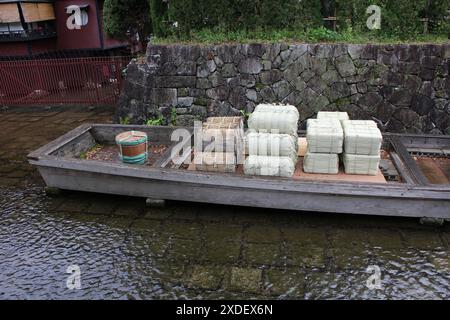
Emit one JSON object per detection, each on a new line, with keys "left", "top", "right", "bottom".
{"left": 244, "top": 156, "right": 296, "bottom": 177}
{"left": 249, "top": 104, "right": 299, "bottom": 136}
{"left": 202, "top": 117, "right": 244, "bottom": 153}
{"left": 194, "top": 116, "right": 244, "bottom": 173}
{"left": 304, "top": 118, "right": 344, "bottom": 174}
{"left": 342, "top": 120, "right": 382, "bottom": 175}
{"left": 317, "top": 111, "right": 350, "bottom": 123}
{"left": 194, "top": 152, "right": 236, "bottom": 173}
{"left": 246, "top": 131, "right": 298, "bottom": 163}
{"left": 244, "top": 104, "right": 299, "bottom": 177}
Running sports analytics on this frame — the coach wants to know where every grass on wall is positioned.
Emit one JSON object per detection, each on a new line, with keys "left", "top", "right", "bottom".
{"left": 151, "top": 27, "right": 449, "bottom": 45}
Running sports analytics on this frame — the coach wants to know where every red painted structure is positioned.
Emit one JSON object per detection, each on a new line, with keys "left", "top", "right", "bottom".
{"left": 0, "top": 0, "right": 129, "bottom": 57}
{"left": 0, "top": 56, "right": 130, "bottom": 105}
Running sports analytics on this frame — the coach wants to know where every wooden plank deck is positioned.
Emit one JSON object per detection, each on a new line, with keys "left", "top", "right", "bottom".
{"left": 416, "top": 158, "right": 450, "bottom": 185}
{"left": 436, "top": 158, "right": 450, "bottom": 179}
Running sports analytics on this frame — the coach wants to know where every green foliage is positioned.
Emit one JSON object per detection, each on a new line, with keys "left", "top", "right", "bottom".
{"left": 170, "top": 107, "right": 177, "bottom": 126}
{"left": 427, "top": 0, "right": 450, "bottom": 34}
{"left": 240, "top": 109, "right": 251, "bottom": 127}
{"left": 165, "top": 0, "right": 323, "bottom": 37}
{"left": 240, "top": 110, "right": 251, "bottom": 119}
{"left": 119, "top": 116, "right": 130, "bottom": 125}
{"left": 149, "top": 0, "right": 169, "bottom": 37}
{"left": 153, "top": 29, "right": 448, "bottom": 45}
{"left": 306, "top": 27, "right": 342, "bottom": 42}
{"left": 336, "top": 0, "right": 449, "bottom": 39}
{"left": 149, "top": 0, "right": 448, "bottom": 41}
{"left": 146, "top": 116, "right": 165, "bottom": 126}
{"left": 104, "top": 0, "right": 151, "bottom": 39}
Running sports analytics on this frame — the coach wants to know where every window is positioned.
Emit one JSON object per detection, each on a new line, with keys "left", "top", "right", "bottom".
{"left": 0, "top": 24, "right": 9, "bottom": 33}
{"left": 9, "top": 22, "right": 24, "bottom": 32}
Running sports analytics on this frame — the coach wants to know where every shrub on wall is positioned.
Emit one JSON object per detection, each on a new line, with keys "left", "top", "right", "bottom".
{"left": 104, "top": 0, "right": 151, "bottom": 39}
{"left": 336, "top": 0, "right": 448, "bottom": 38}
{"left": 165, "top": 0, "right": 323, "bottom": 36}
{"left": 149, "top": 0, "right": 169, "bottom": 37}
{"left": 146, "top": 0, "right": 448, "bottom": 39}
{"left": 426, "top": 0, "right": 450, "bottom": 34}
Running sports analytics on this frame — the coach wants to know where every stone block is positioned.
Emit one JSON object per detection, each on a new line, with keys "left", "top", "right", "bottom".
{"left": 189, "top": 265, "right": 226, "bottom": 290}
{"left": 264, "top": 269, "right": 305, "bottom": 297}
{"left": 228, "top": 267, "right": 262, "bottom": 293}
{"left": 197, "top": 60, "right": 217, "bottom": 78}
{"left": 155, "top": 76, "right": 196, "bottom": 88}
{"left": 177, "top": 61, "right": 197, "bottom": 75}
{"left": 411, "top": 94, "right": 435, "bottom": 116}
{"left": 247, "top": 225, "right": 282, "bottom": 243}
{"left": 403, "top": 231, "right": 444, "bottom": 249}
{"left": 335, "top": 55, "right": 357, "bottom": 77}
{"left": 204, "top": 241, "right": 241, "bottom": 264}
{"left": 260, "top": 70, "right": 282, "bottom": 85}
{"left": 177, "top": 97, "right": 194, "bottom": 107}
{"left": 204, "top": 224, "right": 243, "bottom": 243}
{"left": 245, "top": 243, "right": 284, "bottom": 266}
{"left": 166, "top": 239, "right": 202, "bottom": 262}
{"left": 176, "top": 114, "right": 197, "bottom": 126}
{"left": 206, "top": 86, "right": 229, "bottom": 100}
{"left": 348, "top": 44, "right": 363, "bottom": 59}
{"left": 196, "top": 78, "right": 211, "bottom": 89}
{"left": 194, "top": 152, "right": 236, "bottom": 173}
{"left": 238, "top": 57, "right": 263, "bottom": 74}
{"left": 150, "top": 88, "right": 177, "bottom": 106}
{"left": 209, "top": 72, "right": 225, "bottom": 87}
{"left": 287, "top": 244, "right": 325, "bottom": 268}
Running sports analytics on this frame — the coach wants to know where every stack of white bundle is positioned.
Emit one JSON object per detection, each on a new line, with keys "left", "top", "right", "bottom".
{"left": 343, "top": 154, "right": 380, "bottom": 176}
{"left": 248, "top": 104, "right": 299, "bottom": 136}
{"left": 306, "top": 119, "right": 343, "bottom": 154}
{"left": 342, "top": 120, "right": 378, "bottom": 129}
{"left": 244, "top": 155, "right": 295, "bottom": 177}
{"left": 244, "top": 104, "right": 299, "bottom": 177}
{"left": 247, "top": 131, "right": 298, "bottom": 163}
{"left": 254, "top": 103, "right": 299, "bottom": 117}
{"left": 304, "top": 118, "right": 343, "bottom": 174}
{"left": 343, "top": 121, "right": 382, "bottom": 155}
{"left": 303, "top": 153, "right": 339, "bottom": 174}
{"left": 343, "top": 120, "right": 382, "bottom": 175}
{"left": 317, "top": 111, "right": 349, "bottom": 123}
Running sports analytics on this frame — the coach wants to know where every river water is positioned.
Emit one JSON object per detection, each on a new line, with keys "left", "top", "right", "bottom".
{"left": 1, "top": 184, "right": 449, "bottom": 300}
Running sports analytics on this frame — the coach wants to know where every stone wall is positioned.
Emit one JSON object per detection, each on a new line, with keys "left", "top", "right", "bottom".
{"left": 116, "top": 43, "right": 450, "bottom": 134}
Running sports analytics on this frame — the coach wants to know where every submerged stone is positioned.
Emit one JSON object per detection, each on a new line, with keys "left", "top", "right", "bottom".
{"left": 228, "top": 267, "right": 262, "bottom": 293}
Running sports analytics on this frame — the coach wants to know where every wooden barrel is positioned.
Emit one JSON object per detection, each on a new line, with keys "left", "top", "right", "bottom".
{"left": 115, "top": 131, "right": 148, "bottom": 164}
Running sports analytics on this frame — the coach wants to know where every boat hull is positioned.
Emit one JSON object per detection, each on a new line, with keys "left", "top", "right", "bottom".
{"left": 28, "top": 124, "right": 450, "bottom": 219}
{"left": 32, "top": 160, "right": 449, "bottom": 219}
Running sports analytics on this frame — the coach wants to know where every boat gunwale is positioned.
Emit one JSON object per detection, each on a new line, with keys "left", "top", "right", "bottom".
{"left": 27, "top": 123, "right": 450, "bottom": 200}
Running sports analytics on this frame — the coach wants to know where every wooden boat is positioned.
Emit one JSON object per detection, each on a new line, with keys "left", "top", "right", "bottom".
{"left": 28, "top": 123, "right": 450, "bottom": 220}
